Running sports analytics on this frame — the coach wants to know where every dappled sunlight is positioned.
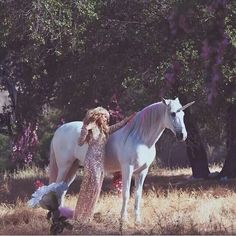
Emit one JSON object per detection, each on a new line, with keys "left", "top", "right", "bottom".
{"left": 1, "top": 166, "right": 236, "bottom": 234}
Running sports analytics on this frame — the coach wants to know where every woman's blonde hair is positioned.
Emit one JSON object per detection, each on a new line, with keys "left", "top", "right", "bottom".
{"left": 84, "top": 107, "right": 110, "bottom": 141}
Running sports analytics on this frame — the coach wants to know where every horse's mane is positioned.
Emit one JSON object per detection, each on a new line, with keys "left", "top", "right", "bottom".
{"left": 123, "top": 102, "right": 165, "bottom": 146}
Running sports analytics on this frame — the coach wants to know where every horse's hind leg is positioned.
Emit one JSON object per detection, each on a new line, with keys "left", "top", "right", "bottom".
{"left": 65, "top": 159, "right": 80, "bottom": 186}
{"left": 49, "top": 143, "right": 58, "bottom": 184}
{"left": 56, "top": 164, "right": 71, "bottom": 183}
{"left": 57, "top": 159, "right": 80, "bottom": 206}
{"left": 121, "top": 165, "right": 134, "bottom": 221}
{"left": 56, "top": 157, "right": 76, "bottom": 206}
{"left": 134, "top": 168, "right": 148, "bottom": 223}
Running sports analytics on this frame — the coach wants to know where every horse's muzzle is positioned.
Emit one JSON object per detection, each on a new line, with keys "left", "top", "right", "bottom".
{"left": 176, "top": 132, "right": 184, "bottom": 141}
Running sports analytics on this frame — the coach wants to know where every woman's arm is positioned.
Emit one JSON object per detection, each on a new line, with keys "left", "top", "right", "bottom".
{"left": 78, "top": 122, "right": 96, "bottom": 146}
{"left": 78, "top": 124, "right": 89, "bottom": 146}
{"left": 109, "top": 113, "right": 136, "bottom": 134}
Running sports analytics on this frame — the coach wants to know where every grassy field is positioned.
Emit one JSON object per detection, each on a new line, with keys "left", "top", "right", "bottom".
{"left": 1, "top": 165, "right": 236, "bottom": 235}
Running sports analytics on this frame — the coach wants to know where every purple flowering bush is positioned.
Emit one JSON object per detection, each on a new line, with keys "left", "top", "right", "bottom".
{"left": 163, "top": 0, "right": 230, "bottom": 104}
{"left": 107, "top": 94, "right": 124, "bottom": 124}
{"left": 12, "top": 122, "right": 39, "bottom": 166}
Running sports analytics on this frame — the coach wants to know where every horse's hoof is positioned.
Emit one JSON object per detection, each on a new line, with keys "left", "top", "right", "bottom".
{"left": 120, "top": 215, "right": 128, "bottom": 223}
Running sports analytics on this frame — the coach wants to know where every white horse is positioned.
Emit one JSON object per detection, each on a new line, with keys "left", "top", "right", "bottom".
{"left": 49, "top": 98, "right": 194, "bottom": 223}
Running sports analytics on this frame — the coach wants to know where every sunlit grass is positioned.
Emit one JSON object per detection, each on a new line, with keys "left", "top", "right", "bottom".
{"left": 0, "top": 164, "right": 235, "bottom": 235}
{"left": 4, "top": 165, "right": 47, "bottom": 180}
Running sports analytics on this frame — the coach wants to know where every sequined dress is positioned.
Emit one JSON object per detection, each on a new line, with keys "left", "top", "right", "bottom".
{"left": 74, "top": 118, "right": 130, "bottom": 223}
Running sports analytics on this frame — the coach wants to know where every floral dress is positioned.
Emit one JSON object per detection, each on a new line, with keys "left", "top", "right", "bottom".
{"left": 74, "top": 117, "right": 130, "bottom": 223}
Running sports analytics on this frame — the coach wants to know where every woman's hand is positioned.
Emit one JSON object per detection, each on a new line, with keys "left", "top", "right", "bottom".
{"left": 86, "top": 122, "right": 96, "bottom": 130}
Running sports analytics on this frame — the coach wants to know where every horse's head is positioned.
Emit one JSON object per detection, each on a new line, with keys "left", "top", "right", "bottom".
{"left": 162, "top": 97, "right": 195, "bottom": 141}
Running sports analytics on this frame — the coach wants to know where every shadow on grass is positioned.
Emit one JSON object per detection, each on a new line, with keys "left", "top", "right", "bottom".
{"left": 143, "top": 174, "right": 236, "bottom": 195}
{"left": 1, "top": 171, "right": 236, "bottom": 204}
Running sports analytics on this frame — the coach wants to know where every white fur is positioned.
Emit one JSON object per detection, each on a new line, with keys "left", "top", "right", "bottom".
{"left": 49, "top": 98, "right": 194, "bottom": 223}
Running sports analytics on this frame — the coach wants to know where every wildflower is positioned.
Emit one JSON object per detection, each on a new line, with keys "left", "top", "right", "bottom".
{"left": 34, "top": 180, "right": 44, "bottom": 190}
{"left": 112, "top": 172, "right": 122, "bottom": 194}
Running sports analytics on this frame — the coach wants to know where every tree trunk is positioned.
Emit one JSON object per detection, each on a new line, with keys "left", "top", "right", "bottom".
{"left": 219, "top": 103, "right": 236, "bottom": 178}
{"left": 184, "top": 109, "right": 210, "bottom": 178}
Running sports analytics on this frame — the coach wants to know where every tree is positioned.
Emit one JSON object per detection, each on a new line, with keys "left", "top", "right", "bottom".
{"left": 184, "top": 109, "right": 210, "bottom": 178}
{"left": 0, "top": 0, "right": 235, "bottom": 170}
{"left": 219, "top": 103, "right": 236, "bottom": 178}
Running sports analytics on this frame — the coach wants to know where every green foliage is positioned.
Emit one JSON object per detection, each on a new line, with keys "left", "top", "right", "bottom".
{"left": 35, "top": 108, "right": 63, "bottom": 167}
{"left": 0, "top": 0, "right": 235, "bottom": 166}
{"left": 0, "top": 134, "right": 13, "bottom": 170}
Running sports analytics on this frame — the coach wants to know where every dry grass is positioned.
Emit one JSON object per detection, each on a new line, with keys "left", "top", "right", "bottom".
{"left": 1, "top": 165, "right": 236, "bottom": 235}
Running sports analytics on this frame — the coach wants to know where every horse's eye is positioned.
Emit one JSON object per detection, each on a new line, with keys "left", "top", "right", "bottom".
{"left": 171, "top": 112, "right": 176, "bottom": 118}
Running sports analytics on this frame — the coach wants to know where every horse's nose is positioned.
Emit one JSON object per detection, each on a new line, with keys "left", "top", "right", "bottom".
{"left": 176, "top": 132, "right": 184, "bottom": 141}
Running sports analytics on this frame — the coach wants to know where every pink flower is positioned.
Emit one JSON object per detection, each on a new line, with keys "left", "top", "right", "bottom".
{"left": 34, "top": 180, "right": 44, "bottom": 190}
{"left": 112, "top": 172, "right": 122, "bottom": 193}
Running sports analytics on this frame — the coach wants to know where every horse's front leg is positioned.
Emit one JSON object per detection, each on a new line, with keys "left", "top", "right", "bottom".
{"left": 134, "top": 168, "right": 148, "bottom": 223}
{"left": 120, "top": 165, "right": 134, "bottom": 221}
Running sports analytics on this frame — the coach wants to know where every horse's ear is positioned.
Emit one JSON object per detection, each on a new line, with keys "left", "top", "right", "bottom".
{"left": 161, "top": 97, "right": 167, "bottom": 105}
{"left": 175, "top": 97, "right": 180, "bottom": 102}
{"left": 177, "top": 101, "right": 195, "bottom": 111}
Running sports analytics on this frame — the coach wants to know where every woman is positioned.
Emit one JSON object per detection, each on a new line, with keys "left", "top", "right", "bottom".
{"left": 74, "top": 107, "right": 134, "bottom": 223}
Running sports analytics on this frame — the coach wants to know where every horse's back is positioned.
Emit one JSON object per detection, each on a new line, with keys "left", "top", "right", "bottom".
{"left": 51, "top": 121, "right": 135, "bottom": 173}
{"left": 52, "top": 121, "right": 88, "bottom": 165}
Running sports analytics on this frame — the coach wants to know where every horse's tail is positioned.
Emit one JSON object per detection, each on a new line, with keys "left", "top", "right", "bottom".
{"left": 49, "top": 141, "right": 58, "bottom": 183}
